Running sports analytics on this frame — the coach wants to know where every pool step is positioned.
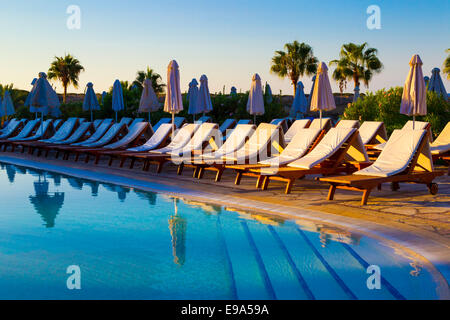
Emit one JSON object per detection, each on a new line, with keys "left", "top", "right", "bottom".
{"left": 300, "top": 229, "right": 395, "bottom": 300}
{"left": 343, "top": 238, "right": 432, "bottom": 300}
{"left": 245, "top": 222, "right": 312, "bottom": 300}
{"left": 275, "top": 226, "right": 354, "bottom": 300}
{"left": 219, "top": 217, "right": 273, "bottom": 300}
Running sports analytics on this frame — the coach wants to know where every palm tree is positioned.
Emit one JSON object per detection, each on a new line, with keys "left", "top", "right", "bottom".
{"left": 331, "top": 68, "right": 348, "bottom": 94}
{"left": 48, "top": 54, "right": 84, "bottom": 103}
{"left": 132, "top": 67, "right": 165, "bottom": 94}
{"left": 444, "top": 49, "right": 450, "bottom": 80}
{"left": 329, "top": 42, "right": 383, "bottom": 89}
{"left": 270, "top": 41, "right": 318, "bottom": 95}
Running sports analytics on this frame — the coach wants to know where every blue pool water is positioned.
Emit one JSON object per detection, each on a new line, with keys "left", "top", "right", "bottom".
{"left": 0, "top": 162, "right": 446, "bottom": 300}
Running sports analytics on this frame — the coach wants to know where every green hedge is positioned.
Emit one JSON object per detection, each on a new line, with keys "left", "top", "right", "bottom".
{"left": 343, "top": 87, "right": 449, "bottom": 137}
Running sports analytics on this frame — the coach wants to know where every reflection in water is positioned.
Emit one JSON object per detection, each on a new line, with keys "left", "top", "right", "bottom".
{"left": 168, "top": 198, "right": 187, "bottom": 266}
{"left": 134, "top": 190, "right": 157, "bottom": 205}
{"left": 184, "top": 199, "right": 221, "bottom": 215}
{"left": 102, "top": 183, "right": 130, "bottom": 202}
{"left": 28, "top": 174, "right": 65, "bottom": 228}
{"left": 85, "top": 180, "right": 99, "bottom": 196}
{"left": 14, "top": 165, "right": 27, "bottom": 175}
{"left": 5, "top": 165, "right": 16, "bottom": 183}
{"left": 67, "top": 177, "right": 83, "bottom": 190}
{"left": 47, "top": 172, "right": 61, "bottom": 186}
{"left": 295, "top": 219, "right": 361, "bottom": 247}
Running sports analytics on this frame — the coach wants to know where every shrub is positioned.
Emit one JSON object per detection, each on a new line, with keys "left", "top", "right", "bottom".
{"left": 343, "top": 87, "right": 450, "bottom": 137}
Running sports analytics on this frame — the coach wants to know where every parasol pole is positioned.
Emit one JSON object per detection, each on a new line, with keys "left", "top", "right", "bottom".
{"left": 319, "top": 110, "right": 323, "bottom": 129}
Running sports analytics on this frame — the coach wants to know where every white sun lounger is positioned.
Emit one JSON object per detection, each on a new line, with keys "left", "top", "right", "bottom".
{"left": 2, "top": 120, "right": 40, "bottom": 142}
{"left": 70, "top": 121, "right": 113, "bottom": 146}
{"left": 374, "top": 120, "right": 430, "bottom": 151}
{"left": 78, "top": 123, "right": 127, "bottom": 148}
{"left": 355, "top": 129, "right": 431, "bottom": 177}
{"left": 309, "top": 117, "right": 332, "bottom": 130}
{"left": 0, "top": 119, "right": 25, "bottom": 139}
{"left": 260, "top": 128, "right": 322, "bottom": 166}
{"left": 431, "top": 122, "right": 450, "bottom": 156}
{"left": 202, "top": 124, "right": 256, "bottom": 160}
{"left": 10, "top": 119, "right": 53, "bottom": 142}
{"left": 54, "top": 122, "right": 94, "bottom": 145}
{"left": 102, "top": 122, "right": 152, "bottom": 150}
{"left": 336, "top": 119, "right": 360, "bottom": 129}
{"left": 358, "top": 121, "right": 388, "bottom": 145}
{"left": 284, "top": 119, "right": 312, "bottom": 144}
{"left": 127, "top": 123, "right": 173, "bottom": 152}
{"left": 285, "top": 128, "right": 368, "bottom": 169}
{"left": 149, "top": 123, "right": 200, "bottom": 154}
{"left": 39, "top": 118, "right": 79, "bottom": 143}
{"left": 168, "top": 122, "right": 218, "bottom": 157}
{"left": 320, "top": 129, "right": 443, "bottom": 205}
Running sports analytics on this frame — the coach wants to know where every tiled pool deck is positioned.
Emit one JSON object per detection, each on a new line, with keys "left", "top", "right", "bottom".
{"left": 1, "top": 153, "right": 449, "bottom": 290}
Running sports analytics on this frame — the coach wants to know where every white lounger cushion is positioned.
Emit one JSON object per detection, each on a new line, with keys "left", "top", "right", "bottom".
{"left": 151, "top": 123, "right": 200, "bottom": 154}
{"left": 355, "top": 129, "right": 426, "bottom": 177}
{"left": 40, "top": 118, "right": 78, "bottom": 143}
{"left": 336, "top": 120, "right": 360, "bottom": 129}
{"left": 374, "top": 121, "right": 429, "bottom": 150}
{"left": 202, "top": 124, "right": 255, "bottom": 159}
{"left": 169, "top": 123, "right": 218, "bottom": 156}
{"left": 82, "top": 123, "right": 125, "bottom": 148}
{"left": 221, "top": 123, "right": 280, "bottom": 163}
{"left": 71, "top": 122, "right": 112, "bottom": 146}
{"left": 103, "top": 122, "right": 149, "bottom": 149}
{"left": 8, "top": 120, "right": 40, "bottom": 140}
{"left": 0, "top": 120, "right": 21, "bottom": 139}
{"left": 430, "top": 122, "right": 450, "bottom": 155}
{"left": 309, "top": 118, "right": 331, "bottom": 129}
{"left": 127, "top": 123, "right": 172, "bottom": 152}
{"left": 403, "top": 120, "right": 428, "bottom": 130}
{"left": 219, "top": 119, "right": 236, "bottom": 134}
{"left": 287, "top": 128, "right": 357, "bottom": 169}
{"left": 17, "top": 120, "right": 53, "bottom": 141}
{"left": 260, "top": 128, "right": 321, "bottom": 166}
{"left": 359, "top": 121, "right": 385, "bottom": 145}
{"left": 58, "top": 122, "right": 92, "bottom": 144}
{"left": 284, "top": 119, "right": 311, "bottom": 143}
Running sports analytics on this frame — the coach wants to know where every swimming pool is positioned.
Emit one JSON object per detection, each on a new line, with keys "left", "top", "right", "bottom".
{"left": 0, "top": 161, "right": 447, "bottom": 300}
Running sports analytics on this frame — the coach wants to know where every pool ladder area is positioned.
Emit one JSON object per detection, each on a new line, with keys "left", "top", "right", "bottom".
{"left": 217, "top": 216, "right": 406, "bottom": 300}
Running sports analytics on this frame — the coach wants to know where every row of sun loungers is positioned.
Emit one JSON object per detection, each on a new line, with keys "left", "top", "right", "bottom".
{"left": 1, "top": 115, "right": 448, "bottom": 205}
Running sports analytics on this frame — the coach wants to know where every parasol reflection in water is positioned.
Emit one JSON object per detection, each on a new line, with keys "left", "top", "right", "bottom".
{"left": 168, "top": 197, "right": 187, "bottom": 266}
{"left": 28, "top": 173, "right": 65, "bottom": 228}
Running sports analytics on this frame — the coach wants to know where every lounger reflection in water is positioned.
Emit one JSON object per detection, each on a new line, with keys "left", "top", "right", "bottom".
{"left": 320, "top": 129, "right": 445, "bottom": 205}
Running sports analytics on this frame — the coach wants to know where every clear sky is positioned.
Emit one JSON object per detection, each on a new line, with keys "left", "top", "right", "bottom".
{"left": 0, "top": 0, "right": 448, "bottom": 96}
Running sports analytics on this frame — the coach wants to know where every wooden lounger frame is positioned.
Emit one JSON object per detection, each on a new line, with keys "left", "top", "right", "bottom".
{"left": 249, "top": 130, "right": 370, "bottom": 194}
{"left": 226, "top": 129, "right": 326, "bottom": 187}
{"left": 183, "top": 126, "right": 286, "bottom": 182}
{"left": 71, "top": 125, "right": 149, "bottom": 163}
{"left": 320, "top": 131, "right": 445, "bottom": 205}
